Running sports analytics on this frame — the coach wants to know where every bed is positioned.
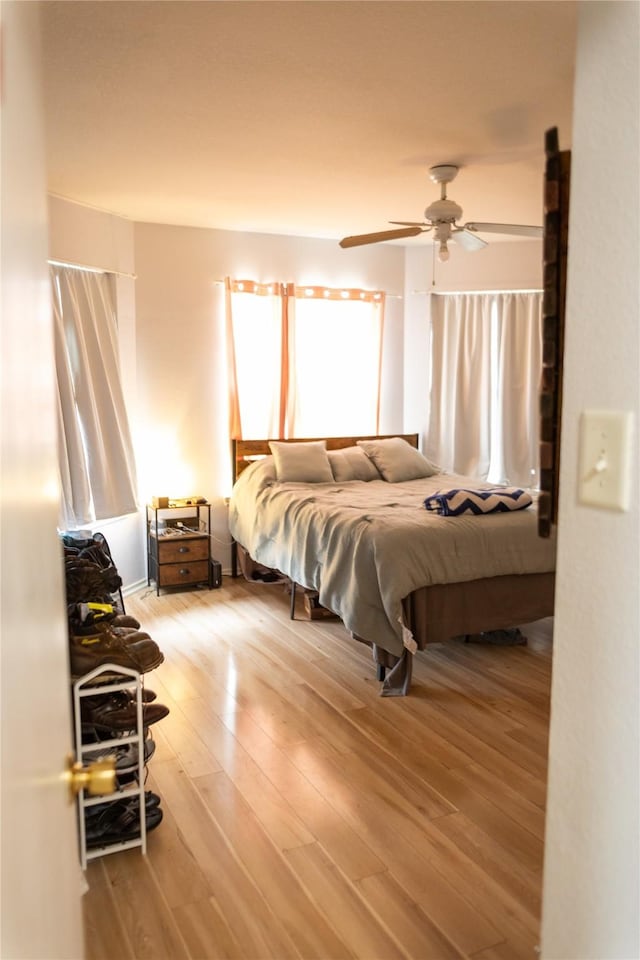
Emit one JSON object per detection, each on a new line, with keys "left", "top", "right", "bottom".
{"left": 229, "top": 434, "right": 556, "bottom": 695}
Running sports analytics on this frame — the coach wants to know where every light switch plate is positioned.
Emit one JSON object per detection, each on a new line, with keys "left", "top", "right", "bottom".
{"left": 578, "top": 410, "right": 634, "bottom": 511}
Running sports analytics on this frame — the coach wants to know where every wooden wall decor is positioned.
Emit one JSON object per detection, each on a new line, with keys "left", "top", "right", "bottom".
{"left": 539, "top": 127, "right": 571, "bottom": 538}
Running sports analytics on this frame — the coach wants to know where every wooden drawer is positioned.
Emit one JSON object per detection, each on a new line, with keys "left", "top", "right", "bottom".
{"left": 147, "top": 504, "right": 212, "bottom": 594}
{"left": 156, "top": 536, "right": 209, "bottom": 564}
{"left": 157, "top": 560, "right": 210, "bottom": 588}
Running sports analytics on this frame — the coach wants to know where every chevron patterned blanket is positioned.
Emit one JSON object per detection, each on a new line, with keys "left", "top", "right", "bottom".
{"left": 423, "top": 487, "right": 533, "bottom": 516}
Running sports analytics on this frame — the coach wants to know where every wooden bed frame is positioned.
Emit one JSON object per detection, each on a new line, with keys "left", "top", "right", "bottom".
{"left": 231, "top": 433, "right": 420, "bottom": 481}
{"left": 229, "top": 434, "right": 555, "bottom": 688}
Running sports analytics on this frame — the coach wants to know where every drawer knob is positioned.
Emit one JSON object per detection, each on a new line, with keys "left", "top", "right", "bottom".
{"left": 179, "top": 568, "right": 190, "bottom": 576}
{"left": 178, "top": 546, "right": 189, "bottom": 554}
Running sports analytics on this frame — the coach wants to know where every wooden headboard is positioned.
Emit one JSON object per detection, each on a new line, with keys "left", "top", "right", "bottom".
{"left": 231, "top": 433, "right": 419, "bottom": 484}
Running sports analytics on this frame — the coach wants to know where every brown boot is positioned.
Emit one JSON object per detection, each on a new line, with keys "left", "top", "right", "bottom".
{"left": 81, "top": 696, "right": 169, "bottom": 732}
{"left": 89, "top": 622, "right": 153, "bottom": 644}
{"left": 69, "top": 628, "right": 164, "bottom": 678}
{"left": 111, "top": 614, "right": 141, "bottom": 630}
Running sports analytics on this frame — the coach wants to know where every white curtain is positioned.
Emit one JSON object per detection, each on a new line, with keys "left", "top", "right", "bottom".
{"left": 52, "top": 266, "right": 138, "bottom": 527}
{"left": 494, "top": 292, "right": 543, "bottom": 487}
{"left": 427, "top": 291, "right": 542, "bottom": 485}
{"left": 428, "top": 293, "right": 493, "bottom": 477}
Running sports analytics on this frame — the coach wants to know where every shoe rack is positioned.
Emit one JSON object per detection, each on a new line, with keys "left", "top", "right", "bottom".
{"left": 73, "top": 665, "right": 147, "bottom": 868}
{"left": 62, "top": 530, "right": 169, "bottom": 867}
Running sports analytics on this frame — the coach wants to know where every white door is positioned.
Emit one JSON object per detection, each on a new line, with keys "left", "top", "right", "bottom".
{"left": 0, "top": 3, "right": 85, "bottom": 956}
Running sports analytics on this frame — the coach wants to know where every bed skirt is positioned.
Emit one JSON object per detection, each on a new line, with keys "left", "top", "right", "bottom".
{"left": 402, "top": 572, "right": 555, "bottom": 648}
{"left": 368, "top": 572, "right": 556, "bottom": 695}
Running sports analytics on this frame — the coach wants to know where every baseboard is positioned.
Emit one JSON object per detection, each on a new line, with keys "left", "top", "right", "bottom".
{"left": 122, "top": 579, "right": 148, "bottom": 598}
{"left": 123, "top": 572, "right": 236, "bottom": 596}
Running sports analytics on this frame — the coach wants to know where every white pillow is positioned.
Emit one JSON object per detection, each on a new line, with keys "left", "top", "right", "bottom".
{"left": 357, "top": 437, "right": 440, "bottom": 482}
{"left": 328, "top": 446, "right": 382, "bottom": 482}
{"left": 268, "top": 440, "right": 334, "bottom": 482}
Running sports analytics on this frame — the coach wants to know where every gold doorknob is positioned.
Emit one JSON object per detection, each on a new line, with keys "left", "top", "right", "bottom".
{"left": 65, "top": 755, "right": 116, "bottom": 802}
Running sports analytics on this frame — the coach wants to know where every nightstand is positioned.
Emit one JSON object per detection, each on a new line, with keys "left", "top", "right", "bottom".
{"left": 146, "top": 502, "right": 212, "bottom": 595}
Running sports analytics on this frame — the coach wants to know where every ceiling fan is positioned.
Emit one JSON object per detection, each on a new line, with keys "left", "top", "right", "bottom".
{"left": 339, "top": 164, "right": 542, "bottom": 262}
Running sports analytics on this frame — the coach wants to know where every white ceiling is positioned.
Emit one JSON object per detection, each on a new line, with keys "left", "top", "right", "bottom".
{"left": 41, "top": 1, "right": 577, "bottom": 244}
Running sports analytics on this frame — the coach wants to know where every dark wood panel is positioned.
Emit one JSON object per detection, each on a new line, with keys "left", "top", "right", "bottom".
{"left": 539, "top": 126, "right": 571, "bottom": 538}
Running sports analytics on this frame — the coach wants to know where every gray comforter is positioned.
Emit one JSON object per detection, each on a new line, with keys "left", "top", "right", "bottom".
{"left": 229, "top": 458, "right": 556, "bottom": 659}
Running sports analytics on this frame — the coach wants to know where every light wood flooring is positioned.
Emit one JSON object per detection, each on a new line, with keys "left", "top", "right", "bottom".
{"left": 82, "top": 577, "right": 553, "bottom": 960}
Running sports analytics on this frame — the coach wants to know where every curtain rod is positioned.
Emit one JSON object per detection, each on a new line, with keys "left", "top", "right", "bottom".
{"left": 48, "top": 258, "right": 137, "bottom": 280}
{"left": 212, "top": 279, "right": 402, "bottom": 298}
{"left": 413, "top": 287, "right": 543, "bottom": 295}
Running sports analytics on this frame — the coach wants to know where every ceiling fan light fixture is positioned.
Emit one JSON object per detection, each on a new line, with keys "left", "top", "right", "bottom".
{"left": 438, "top": 242, "right": 450, "bottom": 263}
{"left": 426, "top": 198, "right": 463, "bottom": 223}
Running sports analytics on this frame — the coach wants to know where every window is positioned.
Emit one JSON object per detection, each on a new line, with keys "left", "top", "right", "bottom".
{"left": 225, "top": 279, "right": 385, "bottom": 439}
{"left": 52, "top": 265, "right": 138, "bottom": 527}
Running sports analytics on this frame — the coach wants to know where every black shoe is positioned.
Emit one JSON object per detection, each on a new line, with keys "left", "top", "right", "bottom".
{"left": 80, "top": 696, "right": 169, "bottom": 732}
{"left": 83, "top": 735, "right": 156, "bottom": 772}
{"left": 85, "top": 792, "right": 163, "bottom": 848}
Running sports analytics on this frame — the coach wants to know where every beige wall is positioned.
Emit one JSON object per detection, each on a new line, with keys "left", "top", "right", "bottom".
{"left": 541, "top": 2, "right": 639, "bottom": 957}
{"left": 48, "top": 195, "right": 138, "bottom": 407}
{"left": 48, "top": 194, "right": 134, "bottom": 275}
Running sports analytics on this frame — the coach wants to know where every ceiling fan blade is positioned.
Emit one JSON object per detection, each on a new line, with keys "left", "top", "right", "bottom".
{"left": 389, "top": 220, "right": 430, "bottom": 228}
{"left": 339, "top": 226, "right": 424, "bottom": 248}
{"left": 464, "top": 222, "right": 543, "bottom": 238}
{"left": 451, "top": 228, "right": 488, "bottom": 252}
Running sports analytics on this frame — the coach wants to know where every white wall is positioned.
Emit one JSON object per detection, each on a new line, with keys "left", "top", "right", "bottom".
{"left": 48, "top": 195, "right": 137, "bottom": 411}
{"left": 541, "top": 2, "right": 639, "bottom": 958}
{"left": 133, "top": 223, "right": 406, "bottom": 572}
{"left": 1, "top": 4, "right": 84, "bottom": 954}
